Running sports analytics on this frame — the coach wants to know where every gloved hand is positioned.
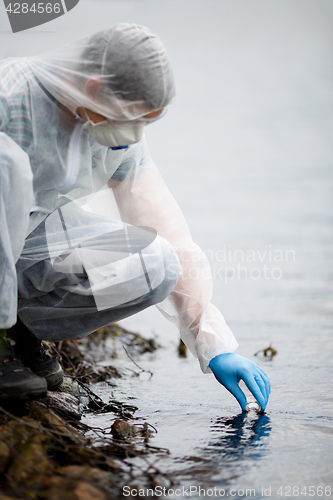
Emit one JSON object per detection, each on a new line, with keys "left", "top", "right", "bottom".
{"left": 209, "top": 353, "right": 271, "bottom": 411}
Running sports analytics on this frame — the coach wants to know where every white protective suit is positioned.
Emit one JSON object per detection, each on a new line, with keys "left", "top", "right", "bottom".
{"left": 0, "top": 24, "right": 238, "bottom": 373}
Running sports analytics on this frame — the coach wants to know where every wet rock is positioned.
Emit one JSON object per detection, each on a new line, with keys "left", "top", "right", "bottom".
{"left": 28, "top": 401, "right": 84, "bottom": 443}
{"left": 58, "top": 464, "right": 118, "bottom": 493}
{"left": 73, "top": 482, "right": 107, "bottom": 500}
{"left": 111, "top": 419, "right": 142, "bottom": 439}
{"left": 6, "top": 434, "right": 54, "bottom": 485}
{"left": 39, "top": 476, "right": 107, "bottom": 500}
{"left": 66, "top": 446, "right": 120, "bottom": 471}
{"left": 0, "top": 323, "right": 165, "bottom": 499}
{"left": 0, "top": 495, "right": 23, "bottom": 500}
{"left": 58, "top": 377, "right": 81, "bottom": 398}
{"left": 43, "top": 391, "right": 82, "bottom": 420}
{"left": 0, "top": 419, "right": 42, "bottom": 449}
{"left": 0, "top": 424, "right": 14, "bottom": 447}
{"left": 59, "top": 464, "right": 116, "bottom": 480}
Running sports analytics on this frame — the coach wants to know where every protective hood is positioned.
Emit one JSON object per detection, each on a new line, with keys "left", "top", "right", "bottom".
{"left": 25, "top": 23, "right": 176, "bottom": 120}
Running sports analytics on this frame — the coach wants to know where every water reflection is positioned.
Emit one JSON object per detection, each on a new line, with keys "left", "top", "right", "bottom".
{"left": 172, "top": 412, "right": 271, "bottom": 487}
{"left": 209, "top": 412, "right": 271, "bottom": 460}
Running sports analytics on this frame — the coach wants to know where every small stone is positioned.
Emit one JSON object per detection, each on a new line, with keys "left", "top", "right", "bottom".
{"left": 111, "top": 419, "right": 141, "bottom": 439}
{"left": 58, "top": 376, "right": 81, "bottom": 398}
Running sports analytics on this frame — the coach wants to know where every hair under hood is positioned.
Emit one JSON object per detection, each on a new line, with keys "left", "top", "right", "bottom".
{"left": 26, "top": 23, "right": 176, "bottom": 120}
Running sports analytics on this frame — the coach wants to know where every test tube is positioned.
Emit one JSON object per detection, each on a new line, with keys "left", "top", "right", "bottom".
{"left": 246, "top": 399, "right": 263, "bottom": 414}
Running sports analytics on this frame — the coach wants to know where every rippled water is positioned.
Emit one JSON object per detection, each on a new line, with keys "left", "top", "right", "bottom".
{"left": 84, "top": 304, "right": 332, "bottom": 496}
{"left": 1, "top": 0, "right": 332, "bottom": 497}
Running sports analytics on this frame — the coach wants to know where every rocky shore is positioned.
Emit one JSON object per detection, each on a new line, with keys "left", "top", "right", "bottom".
{"left": 0, "top": 324, "right": 173, "bottom": 500}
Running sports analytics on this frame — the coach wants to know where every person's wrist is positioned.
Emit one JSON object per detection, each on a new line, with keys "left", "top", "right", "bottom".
{"left": 209, "top": 352, "right": 231, "bottom": 370}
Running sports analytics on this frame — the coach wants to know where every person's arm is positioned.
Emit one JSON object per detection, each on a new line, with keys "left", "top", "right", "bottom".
{"left": 109, "top": 137, "right": 270, "bottom": 410}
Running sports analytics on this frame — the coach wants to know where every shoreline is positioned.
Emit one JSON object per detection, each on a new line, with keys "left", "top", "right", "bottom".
{"left": 0, "top": 324, "right": 171, "bottom": 499}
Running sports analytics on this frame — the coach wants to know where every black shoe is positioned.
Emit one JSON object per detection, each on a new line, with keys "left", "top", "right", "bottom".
{"left": 0, "top": 342, "right": 47, "bottom": 400}
{"left": 6, "top": 320, "right": 64, "bottom": 391}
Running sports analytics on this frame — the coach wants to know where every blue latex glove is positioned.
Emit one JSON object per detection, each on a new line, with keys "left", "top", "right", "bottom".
{"left": 209, "top": 353, "right": 271, "bottom": 411}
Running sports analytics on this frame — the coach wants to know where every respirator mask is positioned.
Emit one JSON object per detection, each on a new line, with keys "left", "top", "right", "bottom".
{"left": 82, "top": 108, "right": 144, "bottom": 148}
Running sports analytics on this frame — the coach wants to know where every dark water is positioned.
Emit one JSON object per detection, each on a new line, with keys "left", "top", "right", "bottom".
{"left": 1, "top": 0, "right": 332, "bottom": 497}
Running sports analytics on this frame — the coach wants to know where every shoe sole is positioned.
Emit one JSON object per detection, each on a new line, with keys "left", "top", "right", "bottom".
{"left": 45, "top": 366, "right": 64, "bottom": 391}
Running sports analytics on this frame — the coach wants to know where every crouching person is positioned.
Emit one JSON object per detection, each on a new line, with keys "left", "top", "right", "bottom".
{"left": 0, "top": 23, "right": 270, "bottom": 410}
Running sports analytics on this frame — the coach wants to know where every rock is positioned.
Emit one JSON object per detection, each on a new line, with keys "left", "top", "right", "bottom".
{"left": 38, "top": 476, "right": 107, "bottom": 500}
{"left": 111, "top": 419, "right": 141, "bottom": 439}
{"left": 6, "top": 434, "right": 54, "bottom": 485}
{"left": 28, "top": 401, "right": 84, "bottom": 443}
{"left": 0, "top": 419, "right": 42, "bottom": 449}
{"left": 0, "top": 322, "right": 164, "bottom": 499}
{"left": 58, "top": 465, "right": 118, "bottom": 492}
{"left": 58, "top": 377, "right": 81, "bottom": 398}
{"left": 57, "top": 462, "right": 121, "bottom": 482}
{"left": 73, "top": 482, "right": 107, "bottom": 500}
{"left": 44, "top": 391, "right": 82, "bottom": 420}
{"left": 0, "top": 495, "right": 23, "bottom": 500}
{"left": 59, "top": 464, "right": 114, "bottom": 480}
{"left": 66, "top": 446, "right": 120, "bottom": 471}
{"left": 0, "top": 440, "right": 10, "bottom": 473}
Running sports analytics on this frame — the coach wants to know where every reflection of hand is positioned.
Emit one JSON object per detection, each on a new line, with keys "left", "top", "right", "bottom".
{"left": 209, "top": 353, "right": 271, "bottom": 411}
